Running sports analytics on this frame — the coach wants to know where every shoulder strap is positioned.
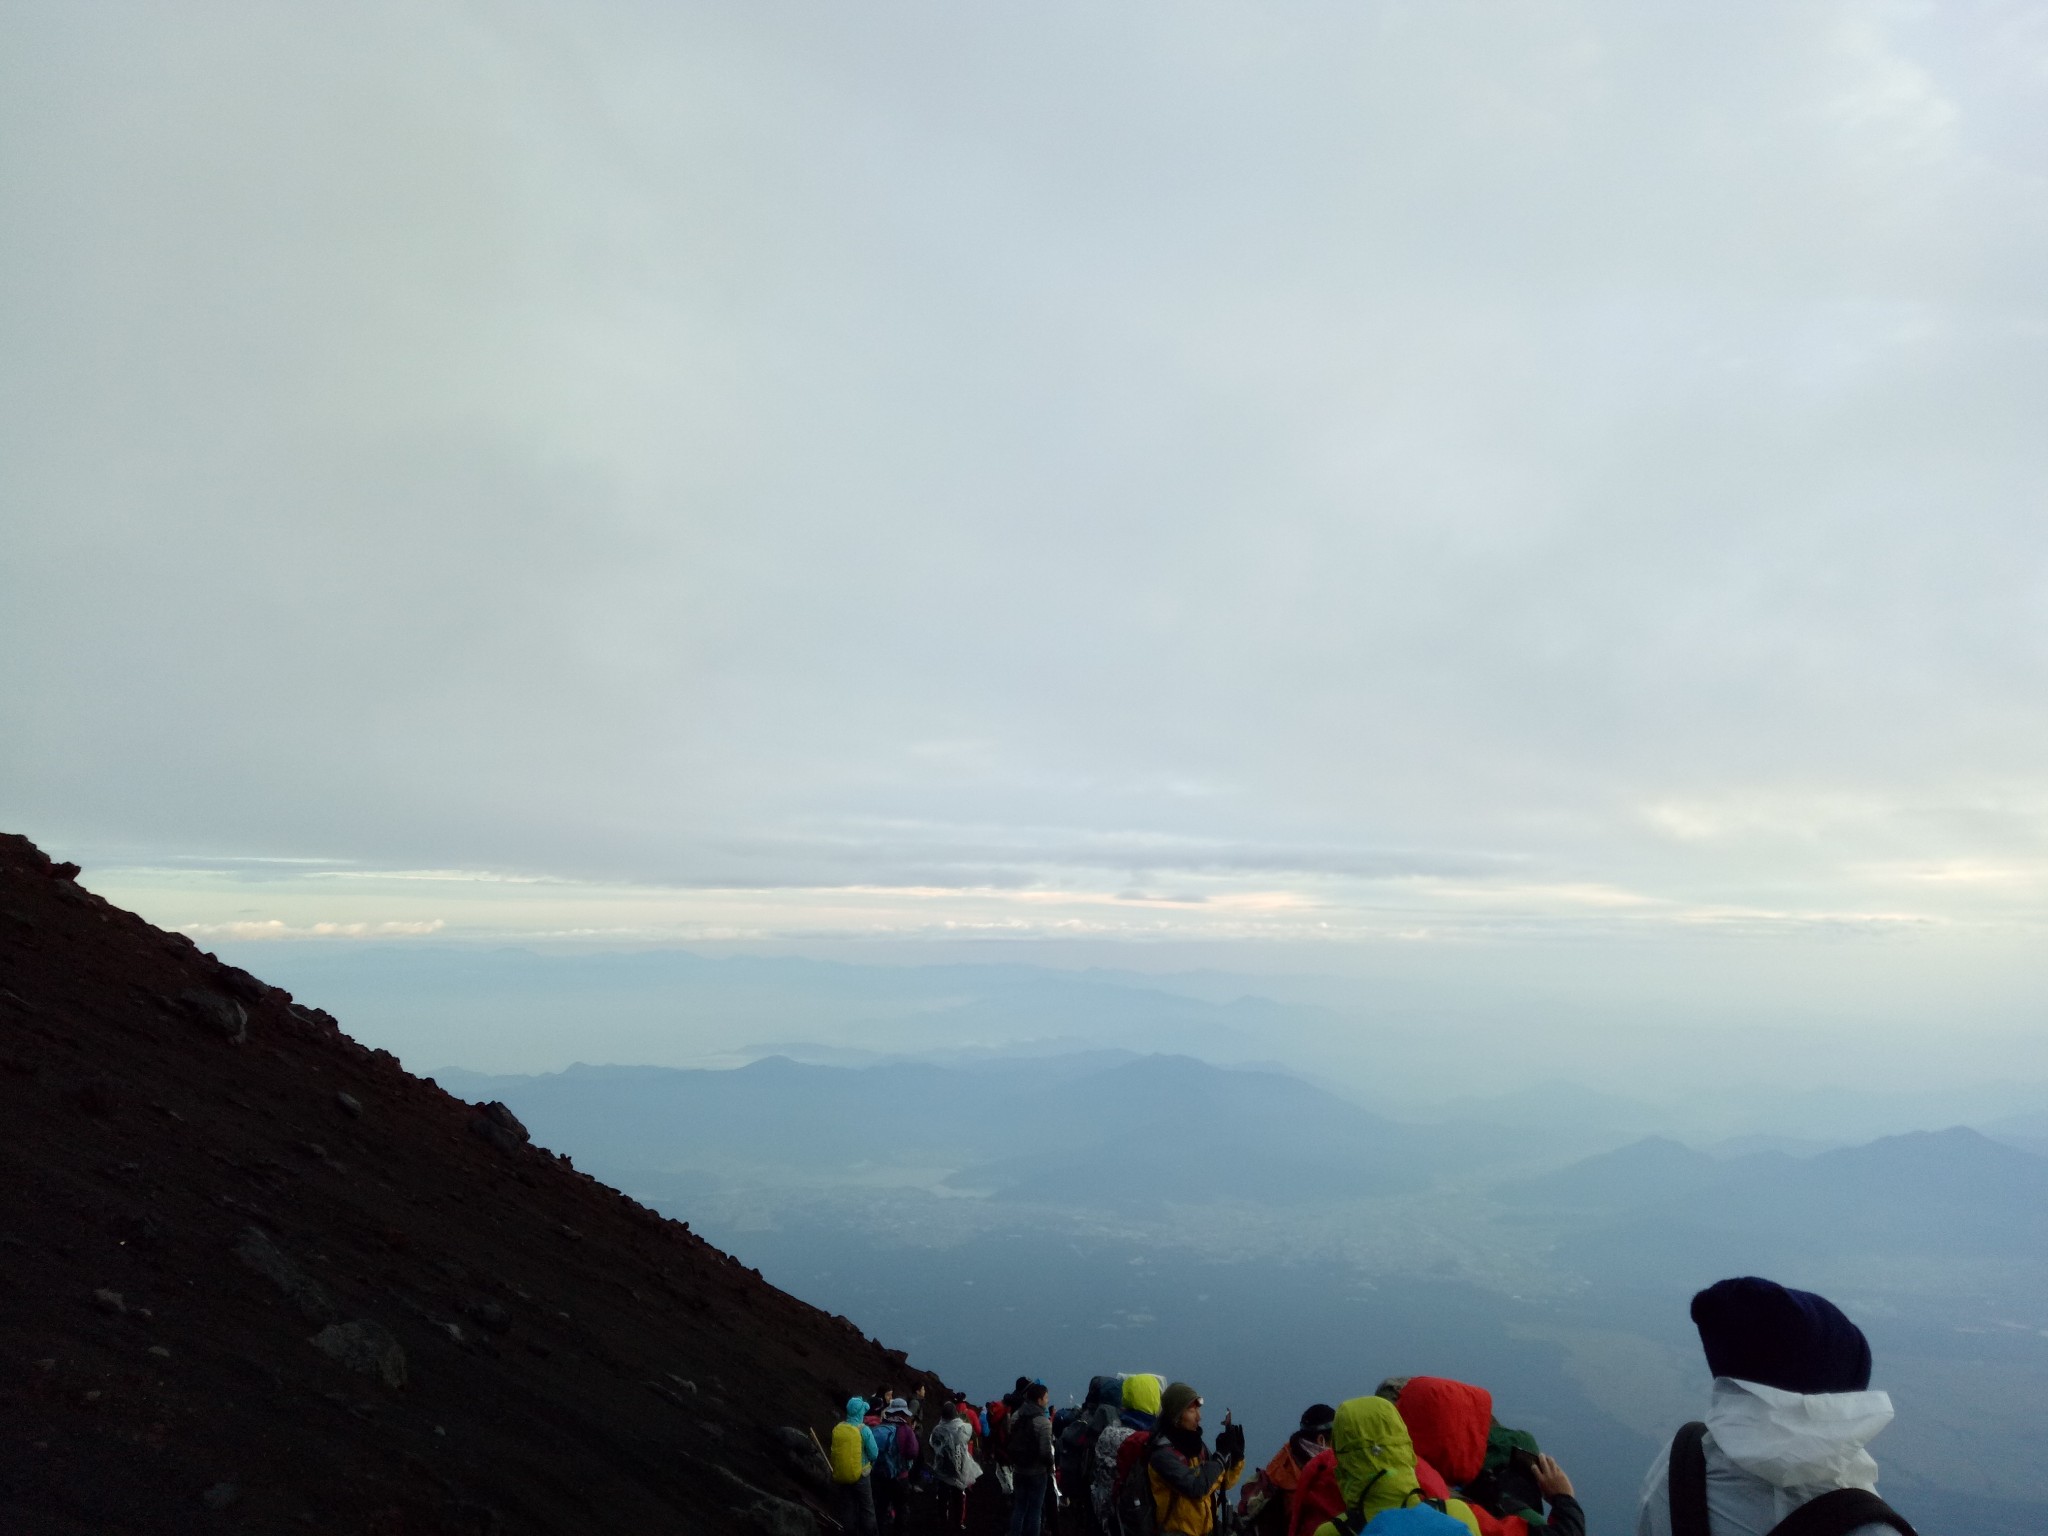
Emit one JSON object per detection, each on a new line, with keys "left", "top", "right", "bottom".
{"left": 1765, "top": 1489, "right": 1919, "bottom": 1536}
{"left": 1669, "top": 1422, "right": 1710, "bottom": 1536}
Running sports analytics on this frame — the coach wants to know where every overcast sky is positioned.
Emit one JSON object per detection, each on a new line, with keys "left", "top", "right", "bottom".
{"left": 4, "top": 2, "right": 2046, "bottom": 1051}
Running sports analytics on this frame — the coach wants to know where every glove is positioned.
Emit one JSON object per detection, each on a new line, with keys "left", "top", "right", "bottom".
{"left": 1215, "top": 1421, "right": 1246, "bottom": 1463}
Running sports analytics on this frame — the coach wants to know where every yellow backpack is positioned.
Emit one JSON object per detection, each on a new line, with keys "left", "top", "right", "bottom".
{"left": 831, "top": 1421, "right": 865, "bottom": 1485}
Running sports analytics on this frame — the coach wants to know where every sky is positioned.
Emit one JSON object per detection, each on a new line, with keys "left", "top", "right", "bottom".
{"left": 3, "top": 2, "right": 2046, "bottom": 1072}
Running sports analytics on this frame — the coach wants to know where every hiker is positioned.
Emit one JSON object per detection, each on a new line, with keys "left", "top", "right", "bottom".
{"left": 1308, "top": 1396, "right": 1583, "bottom": 1536}
{"left": 1137, "top": 1381, "right": 1245, "bottom": 1536}
{"left": 1639, "top": 1276, "right": 1918, "bottom": 1536}
{"left": 1056, "top": 1376, "right": 1125, "bottom": 1535}
{"left": 1093, "top": 1372, "right": 1161, "bottom": 1532}
{"left": 931, "top": 1401, "right": 984, "bottom": 1534}
{"left": 1009, "top": 1380, "right": 1056, "bottom": 1536}
{"left": 873, "top": 1396, "right": 921, "bottom": 1535}
{"left": 1239, "top": 1403, "right": 1335, "bottom": 1535}
{"left": 831, "top": 1395, "right": 881, "bottom": 1536}
{"left": 954, "top": 1392, "right": 985, "bottom": 1440}
{"left": 1384, "top": 1376, "right": 1545, "bottom": 1536}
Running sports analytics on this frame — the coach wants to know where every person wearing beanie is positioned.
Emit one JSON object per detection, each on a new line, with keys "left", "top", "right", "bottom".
{"left": 1144, "top": 1380, "right": 1246, "bottom": 1536}
{"left": 1637, "top": 1276, "right": 1917, "bottom": 1536}
{"left": 1238, "top": 1403, "right": 1338, "bottom": 1535}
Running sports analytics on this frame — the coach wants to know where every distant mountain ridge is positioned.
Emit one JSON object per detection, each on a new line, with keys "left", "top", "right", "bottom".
{"left": 434, "top": 1052, "right": 1486, "bottom": 1206}
{"left": 1514, "top": 1126, "right": 2048, "bottom": 1278}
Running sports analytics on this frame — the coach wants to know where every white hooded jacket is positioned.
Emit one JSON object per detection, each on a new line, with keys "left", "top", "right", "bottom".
{"left": 930, "top": 1416, "right": 982, "bottom": 1491}
{"left": 1636, "top": 1377, "right": 1898, "bottom": 1536}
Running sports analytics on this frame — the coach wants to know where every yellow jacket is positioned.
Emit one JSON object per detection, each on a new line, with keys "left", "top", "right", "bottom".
{"left": 1146, "top": 1435, "right": 1246, "bottom": 1536}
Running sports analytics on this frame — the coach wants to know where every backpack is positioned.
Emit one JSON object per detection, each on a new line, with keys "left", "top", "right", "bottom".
{"left": 1112, "top": 1430, "right": 1156, "bottom": 1536}
{"left": 1668, "top": 1423, "right": 1919, "bottom": 1536}
{"left": 1060, "top": 1404, "right": 1117, "bottom": 1512}
{"left": 874, "top": 1422, "right": 908, "bottom": 1482}
{"left": 1336, "top": 1510, "right": 1469, "bottom": 1536}
{"left": 830, "top": 1420, "right": 865, "bottom": 1485}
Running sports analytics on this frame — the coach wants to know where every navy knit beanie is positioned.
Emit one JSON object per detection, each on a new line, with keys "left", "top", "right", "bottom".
{"left": 1690, "top": 1276, "right": 1872, "bottom": 1394}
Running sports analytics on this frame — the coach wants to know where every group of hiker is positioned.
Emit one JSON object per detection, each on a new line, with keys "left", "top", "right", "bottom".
{"left": 825, "top": 1276, "right": 1917, "bottom": 1536}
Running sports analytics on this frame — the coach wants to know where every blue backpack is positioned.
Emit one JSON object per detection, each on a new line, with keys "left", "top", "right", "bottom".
{"left": 1349, "top": 1510, "right": 1468, "bottom": 1536}
{"left": 874, "top": 1422, "right": 910, "bottom": 1482}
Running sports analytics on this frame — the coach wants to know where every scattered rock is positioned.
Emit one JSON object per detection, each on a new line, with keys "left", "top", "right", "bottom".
{"left": 93, "top": 1288, "right": 126, "bottom": 1315}
{"left": 335, "top": 1091, "right": 362, "bottom": 1117}
{"left": 467, "top": 1101, "right": 530, "bottom": 1155}
{"left": 463, "top": 1299, "right": 510, "bottom": 1334}
{"left": 177, "top": 990, "right": 248, "bottom": 1046}
{"left": 233, "top": 1227, "right": 337, "bottom": 1322}
{"left": 308, "top": 1320, "right": 407, "bottom": 1388}
{"left": 215, "top": 966, "right": 268, "bottom": 1004}
{"left": 201, "top": 1482, "right": 240, "bottom": 1510}
{"left": 148, "top": 1345, "right": 171, "bottom": 1358}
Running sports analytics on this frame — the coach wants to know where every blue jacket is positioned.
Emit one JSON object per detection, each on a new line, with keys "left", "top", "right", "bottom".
{"left": 845, "top": 1397, "right": 879, "bottom": 1471}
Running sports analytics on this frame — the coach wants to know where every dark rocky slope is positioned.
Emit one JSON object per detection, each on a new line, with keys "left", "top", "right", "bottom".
{"left": 0, "top": 833, "right": 945, "bottom": 1534}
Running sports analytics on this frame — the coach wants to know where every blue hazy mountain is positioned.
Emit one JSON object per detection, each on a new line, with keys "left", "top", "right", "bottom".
{"left": 242, "top": 942, "right": 1349, "bottom": 1070}
{"left": 433, "top": 1051, "right": 1478, "bottom": 1202}
{"left": 1502, "top": 1134, "right": 1749, "bottom": 1209}
{"left": 1516, "top": 1127, "right": 2048, "bottom": 1286}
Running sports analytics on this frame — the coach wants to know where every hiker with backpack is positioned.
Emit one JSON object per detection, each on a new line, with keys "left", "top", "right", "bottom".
{"left": 931, "top": 1401, "right": 984, "bottom": 1533}
{"left": 1238, "top": 1404, "right": 1336, "bottom": 1535}
{"left": 832, "top": 1395, "right": 882, "bottom": 1536}
{"left": 1640, "top": 1276, "right": 1918, "bottom": 1536}
{"left": 1057, "top": 1376, "right": 1125, "bottom": 1535}
{"left": 1306, "top": 1396, "right": 1582, "bottom": 1536}
{"left": 1119, "top": 1380, "right": 1245, "bottom": 1536}
{"left": 872, "top": 1397, "right": 922, "bottom": 1535}
{"left": 1093, "top": 1373, "right": 1162, "bottom": 1533}
{"left": 1009, "top": 1380, "right": 1057, "bottom": 1536}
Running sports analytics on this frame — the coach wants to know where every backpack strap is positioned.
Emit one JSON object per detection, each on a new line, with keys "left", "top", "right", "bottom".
{"left": 1765, "top": 1489, "right": 1919, "bottom": 1536}
{"left": 1327, "top": 1469, "right": 1389, "bottom": 1536}
{"left": 1669, "top": 1422, "right": 1710, "bottom": 1536}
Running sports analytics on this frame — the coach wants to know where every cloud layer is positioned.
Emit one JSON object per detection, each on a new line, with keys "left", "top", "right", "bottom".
{"left": 4, "top": 3, "right": 2046, "bottom": 997}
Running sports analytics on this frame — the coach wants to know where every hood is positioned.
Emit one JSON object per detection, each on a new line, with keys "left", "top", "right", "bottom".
{"left": 1122, "top": 1374, "right": 1163, "bottom": 1416}
{"left": 1707, "top": 1378, "right": 1893, "bottom": 1490}
{"left": 1395, "top": 1377, "right": 1493, "bottom": 1486}
{"left": 845, "top": 1397, "right": 869, "bottom": 1423}
{"left": 1331, "top": 1396, "right": 1420, "bottom": 1519}
{"left": 1087, "top": 1374, "right": 1125, "bottom": 1410}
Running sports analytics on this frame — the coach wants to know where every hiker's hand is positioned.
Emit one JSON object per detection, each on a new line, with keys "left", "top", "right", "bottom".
{"left": 1216, "top": 1421, "right": 1245, "bottom": 1462}
{"left": 1533, "top": 1454, "right": 1573, "bottom": 1498}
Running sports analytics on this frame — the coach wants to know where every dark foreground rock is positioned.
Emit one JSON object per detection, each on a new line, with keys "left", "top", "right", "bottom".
{"left": 0, "top": 832, "right": 948, "bottom": 1534}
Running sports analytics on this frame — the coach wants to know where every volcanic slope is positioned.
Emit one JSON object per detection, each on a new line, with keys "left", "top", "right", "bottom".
{"left": 0, "top": 834, "right": 945, "bottom": 1535}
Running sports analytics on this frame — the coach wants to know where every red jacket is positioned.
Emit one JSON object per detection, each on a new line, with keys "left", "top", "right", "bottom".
{"left": 1394, "top": 1378, "right": 1528, "bottom": 1536}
